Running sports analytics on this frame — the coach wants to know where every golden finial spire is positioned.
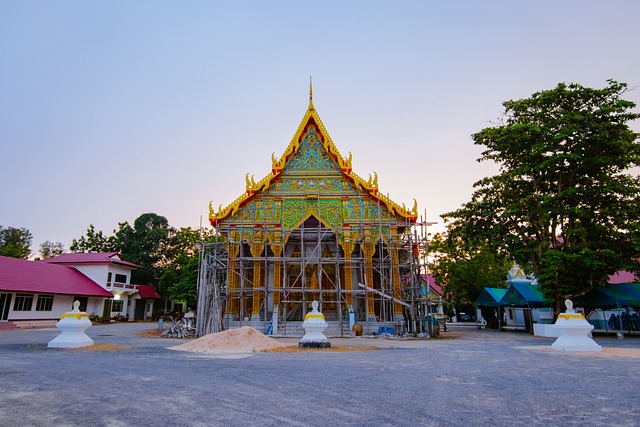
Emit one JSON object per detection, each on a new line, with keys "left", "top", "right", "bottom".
{"left": 308, "top": 76, "right": 314, "bottom": 111}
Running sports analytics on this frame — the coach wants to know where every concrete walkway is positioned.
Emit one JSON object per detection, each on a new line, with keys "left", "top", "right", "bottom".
{"left": 1, "top": 322, "right": 638, "bottom": 426}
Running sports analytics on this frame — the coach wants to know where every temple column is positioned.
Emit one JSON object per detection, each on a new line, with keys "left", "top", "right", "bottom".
{"left": 340, "top": 238, "right": 355, "bottom": 308}
{"left": 390, "top": 246, "right": 404, "bottom": 321}
{"left": 271, "top": 243, "right": 283, "bottom": 307}
{"left": 250, "top": 242, "right": 264, "bottom": 320}
{"left": 362, "top": 242, "right": 376, "bottom": 321}
{"left": 227, "top": 242, "right": 240, "bottom": 318}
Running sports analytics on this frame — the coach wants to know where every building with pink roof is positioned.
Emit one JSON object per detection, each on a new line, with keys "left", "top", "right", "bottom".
{"left": 608, "top": 270, "right": 639, "bottom": 285}
{"left": 0, "top": 253, "right": 160, "bottom": 328}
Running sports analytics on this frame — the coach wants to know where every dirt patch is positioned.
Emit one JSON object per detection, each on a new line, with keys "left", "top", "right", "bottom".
{"left": 578, "top": 347, "right": 640, "bottom": 359}
{"left": 271, "top": 345, "right": 380, "bottom": 353}
{"left": 434, "top": 331, "right": 465, "bottom": 339}
{"left": 171, "top": 326, "right": 287, "bottom": 353}
{"left": 70, "top": 344, "right": 130, "bottom": 352}
{"left": 138, "top": 329, "right": 163, "bottom": 338}
{"left": 518, "top": 345, "right": 640, "bottom": 359}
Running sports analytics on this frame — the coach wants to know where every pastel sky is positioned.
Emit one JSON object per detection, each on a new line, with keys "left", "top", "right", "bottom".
{"left": 1, "top": 1, "right": 639, "bottom": 254}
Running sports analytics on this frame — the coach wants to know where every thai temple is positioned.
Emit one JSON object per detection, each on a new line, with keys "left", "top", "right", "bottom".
{"left": 198, "top": 83, "right": 433, "bottom": 336}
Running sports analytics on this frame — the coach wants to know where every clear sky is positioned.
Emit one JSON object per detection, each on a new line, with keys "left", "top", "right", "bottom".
{"left": 1, "top": 1, "right": 639, "bottom": 255}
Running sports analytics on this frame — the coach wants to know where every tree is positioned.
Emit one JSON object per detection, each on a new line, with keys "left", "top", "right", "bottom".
{"left": 69, "top": 214, "right": 217, "bottom": 308}
{"left": 443, "top": 80, "right": 640, "bottom": 313}
{"left": 430, "top": 233, "right": 512, "bottom": 305}
{"left": 70, "top": 224, "right": 115, "bottom": 252}
{"left": 0, "top": 226, "right": 32, "bottom": 259}
{"left": 39, "top": 241, "right": 65, "bottom": 259}
{"left": 70, "top": 215, "right": 174, "bottom": 285}
{"left": 159, "top": 227, "right": 217, "bottom": 309}
{"left": 115, "top": 213, "right": 176, "bottom": 286}
{"left": 430, "top": 233, "right": 512, "bottom": 328}
{"left": 167, "top": 256, "right": 200, "bottom": 309}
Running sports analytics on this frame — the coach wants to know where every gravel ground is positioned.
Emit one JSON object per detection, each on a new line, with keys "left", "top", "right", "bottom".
{"left": 1, "top": 322, "right": 638, "bottom": 427}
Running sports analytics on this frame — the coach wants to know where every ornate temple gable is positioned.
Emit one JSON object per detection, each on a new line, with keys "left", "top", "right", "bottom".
{"left": 209, "top": 92, "right": 418, "bottom": 228}
{"left": 280, "top": 125, "right": 341, "bottom": 175}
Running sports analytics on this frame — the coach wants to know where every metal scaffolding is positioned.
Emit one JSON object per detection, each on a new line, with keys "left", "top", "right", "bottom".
{"left": 196, "top": 209, "right": 436, "bottom": 337}
{"left": 196, "top": 96, "right": 440, "bottom": 337}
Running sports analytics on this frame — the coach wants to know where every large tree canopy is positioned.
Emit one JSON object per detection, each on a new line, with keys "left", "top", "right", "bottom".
{"left": 0, "top": 226, "right": 32, "bottom": 259}
{"left": 38, "top": 241, "right": 65, "bottom": 259}
{"left": 159, "top": 227, "right": 217, "bottom": 309}
{"left": 430, "top": 234, "right": 512, "bottom": 306}
{"left": 70, "top": 224, "right": 116, "bottom": 253}
{"left": 443, "top": 80, "right": 640, "bottom": 311}
{"left": 71, "top": 214, "right": 216, "bottom": 309}
{"left": 115, "top": 213, "right": 175, "bottom": 285}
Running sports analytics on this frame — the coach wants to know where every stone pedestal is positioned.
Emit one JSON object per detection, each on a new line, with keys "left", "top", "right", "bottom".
{"left": 299, "top": 301, "right": 331, "bottom": 349}
{"left": 48, "top": 301, "right": 94, "bottom": 348}
{"left": 533, "top": 323, "right": 559, "bottom": 337}
{"left": 551, "top": 299, "right": 602, "bottom": 352}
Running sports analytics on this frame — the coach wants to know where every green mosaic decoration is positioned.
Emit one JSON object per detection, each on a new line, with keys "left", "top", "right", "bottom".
{"left": 280, "top": 199, "right": 343, "bottom": 230}
{"left": 284, "top": 127, "right": 340, "bottom": 174}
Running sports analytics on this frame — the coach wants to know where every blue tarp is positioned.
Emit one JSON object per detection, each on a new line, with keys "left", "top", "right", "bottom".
{"left": 575, "top": 283, "right": 640, "bottom": 308}
{"left": 475, "top": 287, "right": 508, "bottom": 307}
{"left": 499, "top": 283, "right": 551, "bottom": 307}
{"left": 601, "top": 284, "right": 640, "bottom": 306}
{"left": 477, "top": 283, "right": 640, "bottom": 309}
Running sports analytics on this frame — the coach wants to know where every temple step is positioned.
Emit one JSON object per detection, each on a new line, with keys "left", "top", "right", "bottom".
{"left": 222, "top": 319, "right": 402, "bottom": 337}
{"left": 0, "top": 321, "right": 17, "bottom": 330}
{"left": 224, "top": 320, "right": 351, "bottom": 337}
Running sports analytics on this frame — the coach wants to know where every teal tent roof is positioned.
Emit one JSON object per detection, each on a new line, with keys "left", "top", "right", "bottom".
{"left": 575, "top": 283, "right": 640, "bottom": 308}
{"left": 499, "top": 283, "right": 551, "bottom": 307}
{"left": 475, "top": 288, "right": 508, "bottom": 307}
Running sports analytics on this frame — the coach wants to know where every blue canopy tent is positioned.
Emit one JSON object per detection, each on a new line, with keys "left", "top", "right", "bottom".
{"left": 474, "top": 288, "right": 508, "bottom": 329}
{"left": 499, "top": 283, "right": 551, "bottom": 307}
{"left": 574, "top": 283, "right": 640, "bottom": 334}
{"left": 599, "top": 284, "right": 640, "bottom": 307}
{"left": 497, "top": 283, "right": 552, "bottom": 332}
{"left": 475, "top": 288, "right": 508, "bottom": 307}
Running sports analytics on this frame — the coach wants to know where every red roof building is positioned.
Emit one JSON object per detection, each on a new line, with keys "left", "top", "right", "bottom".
{"left": 421, "top": 273, "right": 443, "bottom": 297}
{"left": 136, "top": 284, "right": 161, "bottom": 299}
{"left": 0, "top": 256, "right": 112, "bottom": 297}
{"left": 608, "top": 270, "right": 639, "bottom": 285}
{"left": 0, "top": 253, "right": 159, "bottom": 326}
{"left": 44, "top": 252, "right": 140, "bottom": 269}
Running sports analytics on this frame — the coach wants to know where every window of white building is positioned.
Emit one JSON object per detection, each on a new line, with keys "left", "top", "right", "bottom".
{"left": 13, "top": 293, "right": 34, "bottom": 311}
{"left": 111, "top": 299, "right": 124, "bottom": 312}
{"left": 35, "top": 294, "right": 54, "bottom": 311}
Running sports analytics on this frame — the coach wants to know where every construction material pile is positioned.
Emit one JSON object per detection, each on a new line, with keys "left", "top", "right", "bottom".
{"left": 161, "top": 316, "right": 196, "bottom": 338}
{"left": 172, "top": 326, "right": 287, "bottom": 353}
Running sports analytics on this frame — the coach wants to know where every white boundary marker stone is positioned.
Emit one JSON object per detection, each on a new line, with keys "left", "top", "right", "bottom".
{"left": 551, "top": 299, "right": 602, "bottom": 352}
{"left": 48, "top": 301, "right": 94, "bottom": 348}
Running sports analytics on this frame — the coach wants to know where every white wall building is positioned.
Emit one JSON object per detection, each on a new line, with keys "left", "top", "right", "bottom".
{"left": 0, "top": 253, "right": 160, "bottom": 328}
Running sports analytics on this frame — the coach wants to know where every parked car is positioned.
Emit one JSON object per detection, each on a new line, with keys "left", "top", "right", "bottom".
{"left": 459, "top": 313, "right": 472, "bottom": 321}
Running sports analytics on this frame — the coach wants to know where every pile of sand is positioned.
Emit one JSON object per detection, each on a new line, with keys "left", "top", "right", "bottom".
{"left": 171, "top": 326, "right": 288, "bottom": 353}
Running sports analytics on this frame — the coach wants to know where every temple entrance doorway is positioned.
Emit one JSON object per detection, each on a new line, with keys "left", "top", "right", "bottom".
{"left": 282, "top": 215, "right": 343, "bottom": 322}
